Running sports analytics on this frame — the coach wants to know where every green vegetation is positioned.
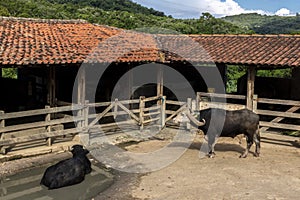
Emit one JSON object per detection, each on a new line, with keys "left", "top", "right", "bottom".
{"left": 223, "top": 13, "right": 300, "bottom": 34}
{"left": 0, "top": 0, "right": 251, "bottom": 34}
{"left": 2, "top": 68, "right": 17, "bottom": 79}
{"left": 226, "top": 66, "right": 292, "bottom": 93}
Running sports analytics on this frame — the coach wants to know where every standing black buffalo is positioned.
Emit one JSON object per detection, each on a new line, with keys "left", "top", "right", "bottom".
{"left": 198, "top": 108, "right": 260, "bottom": 158}
{"left": 40, "top": 145, "right": 92, "bottom": 189}
{"left": 175, "top": 108, "right": 260, "bottom": 158}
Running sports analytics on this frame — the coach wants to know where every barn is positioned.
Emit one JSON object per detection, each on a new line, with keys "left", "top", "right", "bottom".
{"left": 0, "top": 17, "right": 300, "bottom": 156}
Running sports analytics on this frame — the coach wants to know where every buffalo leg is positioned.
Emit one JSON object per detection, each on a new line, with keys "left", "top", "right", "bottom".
{"left": 253, "top": 128, "right": 260, "bottom": 157}
{"left": 240, "top": 135, "right": 253, "bottom": 158}
{"left": 207, "top": 134, "right": 217, "bottom": 158}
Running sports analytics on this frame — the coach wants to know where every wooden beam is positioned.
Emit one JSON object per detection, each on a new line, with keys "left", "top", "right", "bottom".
{"left": 77, "top": 66, "right": 86, "bottom": 104}
{"left": 246, "top": 66, "right": 256, "bottom": 110}
{"left": 157, "top": 65, "right": 163, "bottom": 97}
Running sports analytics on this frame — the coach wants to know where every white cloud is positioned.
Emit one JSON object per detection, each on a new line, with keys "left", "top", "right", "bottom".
{"left": 132, "top": 0, "right": 288, "bottom": 18}
{"left": 275, "top": 8, "right": 291, "bottom": 16}
{"left": 194, "top": 0, "right": 268, "bottom": 17}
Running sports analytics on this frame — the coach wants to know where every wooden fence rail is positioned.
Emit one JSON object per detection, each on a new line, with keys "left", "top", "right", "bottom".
{"left": 197, "top": 92, "right": 300, "bottom": 133}
{"left": 0, "top": 104, "right": 85, "bottom": 154}
{"left": 1, "top": 93, "right": 299, "bottom": 155}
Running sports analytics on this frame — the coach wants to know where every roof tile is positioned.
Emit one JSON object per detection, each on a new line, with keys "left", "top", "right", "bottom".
{"left": 0, "top": 17, "right": 300, "bottom": 68}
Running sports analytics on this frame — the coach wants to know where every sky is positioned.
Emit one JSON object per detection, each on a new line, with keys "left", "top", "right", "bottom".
{"left": 132, "top": 0, "right": 300, "bottom": 18}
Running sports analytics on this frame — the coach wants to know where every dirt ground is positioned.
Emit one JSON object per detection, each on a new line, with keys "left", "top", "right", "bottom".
{"left": 1, "top": 128, "right": 300, "bottom": 200}
{"left": 100, "top": 129, "right": 300, "bottom": 200}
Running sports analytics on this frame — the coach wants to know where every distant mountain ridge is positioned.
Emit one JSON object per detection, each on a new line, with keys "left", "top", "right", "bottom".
{"left": 0, "top": 1, "right": 299, "bottom": 34}
{"left": 222, "top": 13, "right": 300, "bottom": 34}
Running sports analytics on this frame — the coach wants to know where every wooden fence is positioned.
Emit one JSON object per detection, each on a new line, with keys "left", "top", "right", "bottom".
{"left": 1, "top": 93, "right": 299, "bottom": 155}
{"left": 0, "top": 96, "right": 165, "bottom": 154}
{"left": 197, "top": 92, "right": 300, "bottom": 134}
{"left": 0, "top": 104, "right": 84, "bottom": 154}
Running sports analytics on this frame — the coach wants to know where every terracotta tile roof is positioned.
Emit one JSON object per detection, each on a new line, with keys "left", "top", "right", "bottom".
{"left": 0, "top": 17, "right": 300, "bottom": 68}
{"left": 189, "top": 34, "right": 300, "bottom": 67}
{"left": 0, "top": 17, "right": 122, "bottom": 65}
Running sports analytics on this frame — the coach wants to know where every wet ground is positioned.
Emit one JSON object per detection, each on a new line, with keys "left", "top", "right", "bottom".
{"left": 0, "top": 153, "right": 114, "bottom": 200}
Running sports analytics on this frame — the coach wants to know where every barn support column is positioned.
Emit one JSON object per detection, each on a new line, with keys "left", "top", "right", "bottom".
{"left": 76, "top": 66, "right": 89, "bottom": 144}
{"left": 77, "top": 66, "right": 86, "bottom": 105}
{"left": 48, "top": 65, "right": 56, "bottom": 107}
{"left": 157, "top": 65, "right": 163, "bottom": 97}
{"left": 246, "top": 65, "right": 256, "bottom": 110}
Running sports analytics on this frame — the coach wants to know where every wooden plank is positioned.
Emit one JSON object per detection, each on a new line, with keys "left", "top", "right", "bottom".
{"left": 0, "top": 111, "right": 4, "bottom": 140}
{"left": 139, "top": 96, "right": 145, "bottom": 129}
{"left": 257, "top": 98, "right": 300, "bottom": 106}
{"left": 0, "top": 128, "right": 80, "bottom": 146}
{"left": 256, "top": 108, "right": 300, "bottom": 119}
{"left": 157, "top": 65, "right": 163, "bottom": 97}
{"left": 165, "top": 110, "right": 176, "bottom": 115}
{"left": 0, "top": 105, "right": 83, "bottom": 120}
{"left": 166, "top": 100, "right": 185, "bottom": 106}
{"left": 0, "top": 116, "right": 83, "bottom": 133}
{"left": 143, "top": 105, "right": 160, "bottom": 112}
{"left": 89, "top": 120, "right": 137, "bottom": 131}
{"left": 88, "top": 99, "right": 140, "bottom": 108}
{"left": 143, "top": 96, "right": 160, "bottom": 102}
{"left": 144, "top": 117, "right": 160, "bottom": 124}
{"left": 165, "top": 104, "right": 187, "bottom": 123}
{"left": 77, "top": 66, "right": 86, "bottom": 104}
{"left": 161, "top": 96, "right": 166, "bottom": 128}
{"left": 198, "top": 92, "right": 246, "bottom": 100}
{"left": 200, "top": 102, "right": 245, "bottom": 110}
{"left": 88, "top": 101, "right": 113, "bottom": 108}
{"left": 247, "top": 66, "right": 256, "bottom": 110}
{"left": 117, "top": 101, "right": 140, "bottom": 122}
{"left": 259, "top": 121, "right": 300, "bottom": 131}
{"left": 143, "top": 111, "right": 161, "bottom": 117}
{"left": 88, "top": 109, "right": 140, "bottom": 119}
{"left": 88, "top": 103, "right": 114, "bottom": 128}
{"left": 260, "top": 106, "right": 300, "bottom": 132}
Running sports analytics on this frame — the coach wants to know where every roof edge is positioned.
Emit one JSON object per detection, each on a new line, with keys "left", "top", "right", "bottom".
{"left": 0, "top": 16, "right": 88, "bottom": 24}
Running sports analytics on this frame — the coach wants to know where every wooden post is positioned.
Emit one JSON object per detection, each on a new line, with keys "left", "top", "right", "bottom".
{"left": 252, "top": 94, "right": 258, "bottom": 113}
{"left": 48, "top": 66, "right": 56, "bottom": 107}
{"left": 77, "top": 66, "right": 86, "bottom": 105}
{"left": 247, "top": 66, "right": 256, "bottom": 110}
{"left": 196, "top": 92, "right": 200, "bottom": 111}
{"left": 84, "top": 100, "right": 89, "bottom": 128}
{"left": 78, "top": 100, "right": 90, "bottom": 145}
{"left": 113, "top": 98, "right": 118, "bottom": 119}
{"left": 128, "top": 66, "right": 133, "bottom": 111}
{"left": 157, "top": 65, "right": 163, "bottom": 97}
{"left": 160, "top": 96, "right": 166, "bottom": 129}
{"left": 187, "top": 98, "right": 192, "bottom": 130}
{"left": 0, "top": 111, "right": 5, "bottom": 140}
{"left": 139, "top": 96, "right": 145, "bottom": 130}
{"left": 45, "top": 105, "right": 52, "bottom": 146}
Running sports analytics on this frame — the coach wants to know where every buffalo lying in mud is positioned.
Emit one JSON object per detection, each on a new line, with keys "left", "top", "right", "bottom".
{"left": 174, "top": 108, "right": 260, "bottom": 158}
{"left": 40, "top": 145, "right": 92, "bottom": 189}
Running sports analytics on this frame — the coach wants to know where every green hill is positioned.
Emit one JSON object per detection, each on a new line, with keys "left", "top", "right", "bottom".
{"left": 223, "top": 13, "right": 300, "bottom": 34}
{"left": 0, "top": 0, "right": 251, "bottom": 34}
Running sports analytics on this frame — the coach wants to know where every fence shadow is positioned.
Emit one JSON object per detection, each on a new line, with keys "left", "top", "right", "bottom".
{"left": 261, "top": 136, "right": 300, "bottom": 148}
